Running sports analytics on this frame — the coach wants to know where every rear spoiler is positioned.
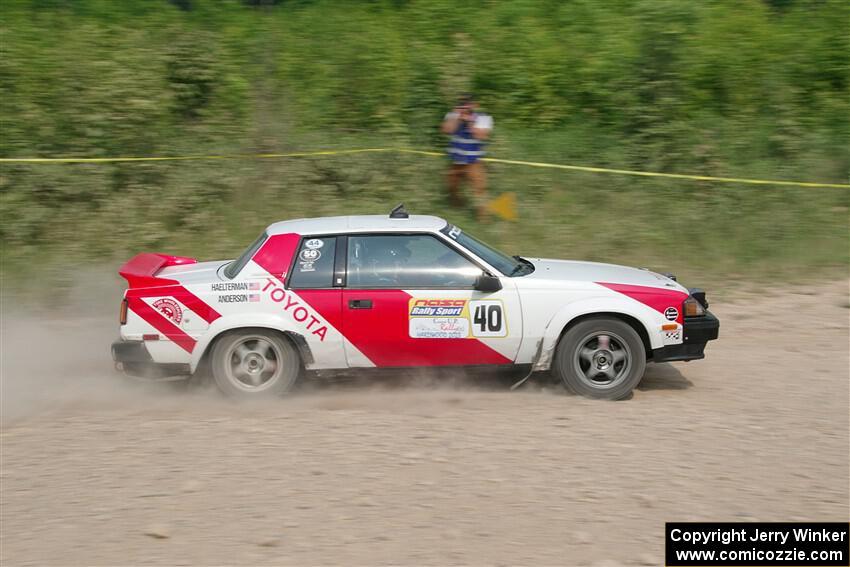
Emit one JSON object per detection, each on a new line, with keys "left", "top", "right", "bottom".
{"left": 118, "top": 253, "right": 197, "bottom": 288}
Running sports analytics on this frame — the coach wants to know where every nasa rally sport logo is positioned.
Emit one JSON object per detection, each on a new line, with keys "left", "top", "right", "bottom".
{"left": 152, "top": 298, "right": 183, "bottom": 324}
{"left": 664, "top": 307, "right": 679, "bottom": 321}
{"left": 409, "top": 299, "right": 467, "bottom": 317}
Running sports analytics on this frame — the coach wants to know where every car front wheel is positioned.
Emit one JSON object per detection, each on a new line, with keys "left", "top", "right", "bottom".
{"left": 210, "top": 329, "right": 300, "bottom": 398}
{"left": 554, "top": 317, "right": 646, "bottom": 400}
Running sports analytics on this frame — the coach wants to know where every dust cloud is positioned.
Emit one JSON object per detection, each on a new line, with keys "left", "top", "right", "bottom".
{"left": 0, "top": 269, "right": 542, "bottom": 426}
{"left": 1, "top": 271, "right": 148, "bottom": 424}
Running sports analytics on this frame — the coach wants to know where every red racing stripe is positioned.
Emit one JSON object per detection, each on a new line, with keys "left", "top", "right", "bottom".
{"left": 126, "top": 285, "right": 221, "bottom": 324}
{"left": 127, "top": 296, "right": 196, "bottom": 353}
{"left": 293, "top": 289, "right": 344, "bottom": 330}
{"left": 596, "top": 282, "right": 688, "bottom": 324}
{"left": 252, "top": 233, "right": 301, "bottom": 285}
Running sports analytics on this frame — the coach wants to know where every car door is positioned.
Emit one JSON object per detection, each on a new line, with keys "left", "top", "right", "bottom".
{"left": 341, "top": 232, "right": 522, "bottom": 368}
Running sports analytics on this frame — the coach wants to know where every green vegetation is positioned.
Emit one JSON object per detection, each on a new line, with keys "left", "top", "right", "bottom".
{"left": 1, "top": 0, "right": 848, "bottom": 294}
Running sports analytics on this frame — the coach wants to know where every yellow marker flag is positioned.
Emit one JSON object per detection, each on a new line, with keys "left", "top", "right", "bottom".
{"left": 488, "top": 192, "right": 518, "bottom": 221}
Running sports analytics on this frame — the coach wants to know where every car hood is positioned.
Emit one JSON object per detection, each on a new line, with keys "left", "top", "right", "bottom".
{"left": 522, "top": 258, "right": 688, "bottom": 292}
{"left": 157, "top": 260, "right": 230, "bottom": 285}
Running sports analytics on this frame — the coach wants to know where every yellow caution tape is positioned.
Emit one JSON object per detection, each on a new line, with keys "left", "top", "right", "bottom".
{"left": 1, "top": 147, "right": 846, "bottom": 189}
{"left": 393, "top": 150, "right": 849, "bottom": 188}
{"left": 0, "top": 148, "right": 387, "bottom": 164}
{"left": 482, "top": 157, "right": 850, "bottom": 189}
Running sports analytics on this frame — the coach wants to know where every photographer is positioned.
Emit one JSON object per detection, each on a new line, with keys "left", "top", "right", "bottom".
{"left": 441, "top": 94, "right": 493, "bottom": 218}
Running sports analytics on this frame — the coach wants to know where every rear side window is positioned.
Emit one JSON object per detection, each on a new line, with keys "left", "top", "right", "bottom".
{"left": 289, "top": 237, "right": 337, "bottom": 289}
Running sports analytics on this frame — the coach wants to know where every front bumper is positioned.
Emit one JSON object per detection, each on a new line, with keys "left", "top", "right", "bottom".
{"left": 111, "top": 340, "right": 190, "bottom": 380}
{"left": 651, "top": 310, "right": 720, "bottom": 363}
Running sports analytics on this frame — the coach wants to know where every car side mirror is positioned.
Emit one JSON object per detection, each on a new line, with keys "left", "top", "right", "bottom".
{"left": 474, "top": 273, "right": 502, "bottom": 293}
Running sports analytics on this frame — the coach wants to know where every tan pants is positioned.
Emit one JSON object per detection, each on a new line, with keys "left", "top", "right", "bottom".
{"left": 446, "top": 162, "right": 487, "bottom": 209}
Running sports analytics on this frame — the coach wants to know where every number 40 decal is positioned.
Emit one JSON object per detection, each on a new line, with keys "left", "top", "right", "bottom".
{"left": 470, "top": 300, "right": 507, "bottom": 338}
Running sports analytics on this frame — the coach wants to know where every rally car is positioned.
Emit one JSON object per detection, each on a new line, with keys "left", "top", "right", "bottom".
{"left": 112, "top": 205, "right": 719, "bottom": 400}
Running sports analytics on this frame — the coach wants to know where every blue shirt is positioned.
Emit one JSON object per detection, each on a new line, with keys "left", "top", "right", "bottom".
{"left": 446, "top": 112, "right": 493, "bottom": 164}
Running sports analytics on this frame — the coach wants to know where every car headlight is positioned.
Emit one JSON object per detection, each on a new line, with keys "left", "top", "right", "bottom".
{"left": 683, "top": 296, "right": 706, "bottom": 317}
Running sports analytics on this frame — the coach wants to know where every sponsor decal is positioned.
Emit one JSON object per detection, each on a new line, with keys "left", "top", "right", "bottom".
{"left": 409, "top": 317, "right": 470, "bottom": 339}
{"left": 664, "top": 330, "right": 681, "bottom": 342}
{"left": 152, "top": 298, "right": 183, "bottom": 324}
{"left": 447, "top": 225, "right": 462, "bottom": 239}
{"left": 408, "top": 298, "right": 469, "bottom": 338}
{"left": 297, "top": 241, "right": 326, "bottom": 272}
{"left": 262, "top": 278, "right": 329, "bottom": 341}
{"left": 218, "top": 294, "right": 261, "bottom": 303}
{"left": 664, "top": 307, "right": 679, "bottom": 321}
{"left": 211, "top": 282, "right": 261, "bottom": 292}
{"left": 409, "top": 299, "right": 467, "bottom": 317}
{"left": 407, "top": 298, "right": 507, "bottom": 339}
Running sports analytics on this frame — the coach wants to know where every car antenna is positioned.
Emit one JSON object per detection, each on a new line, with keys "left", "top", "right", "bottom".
{"left": 389, "top": 203, "right": 409, "bottom": 219}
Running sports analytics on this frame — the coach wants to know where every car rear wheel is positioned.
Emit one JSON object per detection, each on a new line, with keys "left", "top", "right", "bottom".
{"left": 210, "top": 329, "right": 300, "bottom": 398}
{"left": 554, "top": 317, "right": 646, "bottom": 400}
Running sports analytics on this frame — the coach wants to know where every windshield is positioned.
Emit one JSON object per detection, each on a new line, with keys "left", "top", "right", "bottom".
{"left": 440, "top": 224, "right": 533, "bottom": 277}
{"left": 223, "top": 232, "right": 267, "bottom": 279}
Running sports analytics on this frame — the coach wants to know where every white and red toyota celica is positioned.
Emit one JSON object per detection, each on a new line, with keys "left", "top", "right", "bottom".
{"left": 112, "top": 205, "right": 718, "bottom": 400}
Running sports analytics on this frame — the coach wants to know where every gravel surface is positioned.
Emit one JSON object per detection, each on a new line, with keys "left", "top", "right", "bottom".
{"left": 1, "top": 280, "right": 848, "bottom": 566}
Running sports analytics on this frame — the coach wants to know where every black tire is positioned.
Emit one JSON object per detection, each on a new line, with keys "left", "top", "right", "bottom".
{"left": 554, "top": 317, "right": 646, "bottom": 400}
{"left": 210, "top": 329, "right": 300, "bottom": 398}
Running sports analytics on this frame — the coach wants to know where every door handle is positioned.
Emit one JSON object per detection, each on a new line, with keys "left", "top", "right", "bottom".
{"left": 348, "top": 299, "right": 373, "bottom": 309}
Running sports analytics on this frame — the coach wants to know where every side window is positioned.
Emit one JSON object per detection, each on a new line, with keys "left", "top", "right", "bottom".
{"left": 289, "top": 237, "right": 337, "bottom": 289}
{"left": 347, "top": 234, "right": 481, "bottom": 288}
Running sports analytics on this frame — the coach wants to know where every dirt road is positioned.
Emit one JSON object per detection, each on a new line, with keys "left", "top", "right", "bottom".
{"left": 1, "top": 280, "right": 848, "bottom": 566}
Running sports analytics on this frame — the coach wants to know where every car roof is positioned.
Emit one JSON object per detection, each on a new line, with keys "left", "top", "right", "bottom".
{"left": 266, "top": 214, "right": 448, "bottom": 236}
